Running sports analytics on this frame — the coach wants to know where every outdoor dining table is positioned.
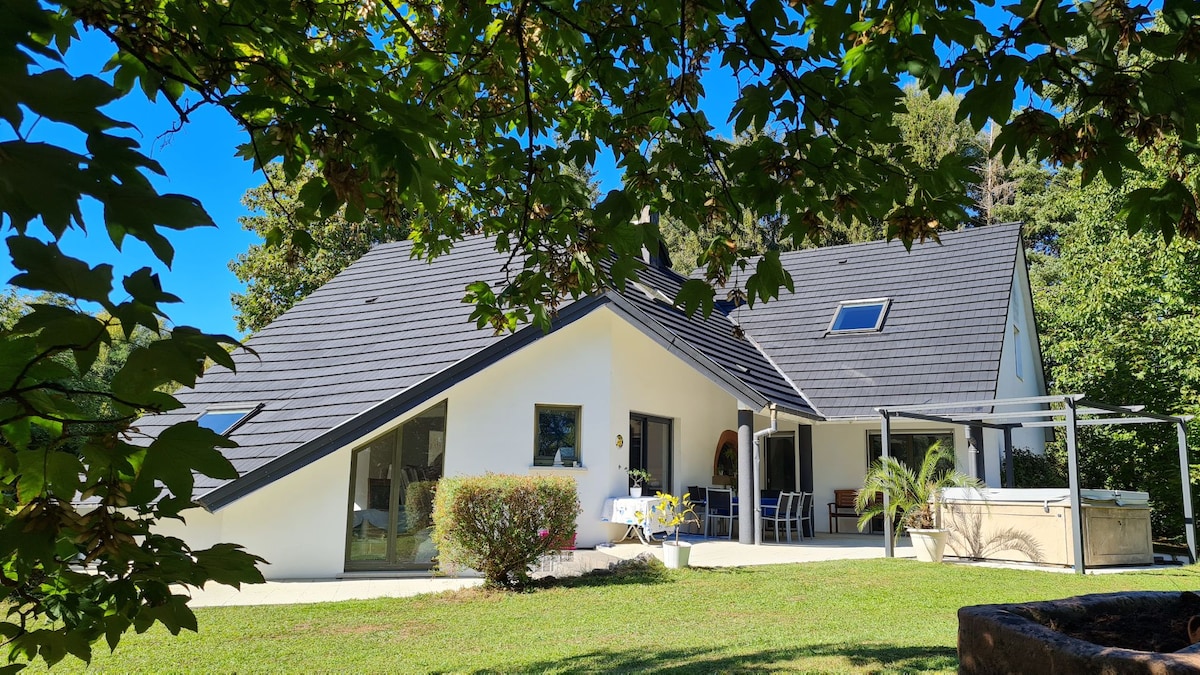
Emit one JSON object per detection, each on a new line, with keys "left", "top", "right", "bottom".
{"left": 601, "top": 496, "right": 673, "bottom": 544}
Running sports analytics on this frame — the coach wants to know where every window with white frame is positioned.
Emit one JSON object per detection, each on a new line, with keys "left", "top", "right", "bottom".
{"left": 828, "top": 298, "right": 891, "bottom": 333}
{"left": 195, "top": 405, "right": 260, "bottom": 435}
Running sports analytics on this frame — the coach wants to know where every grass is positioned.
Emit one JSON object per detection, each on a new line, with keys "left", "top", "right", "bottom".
{"left": 32, "top": 559, "right": 1200, "bottom": 673}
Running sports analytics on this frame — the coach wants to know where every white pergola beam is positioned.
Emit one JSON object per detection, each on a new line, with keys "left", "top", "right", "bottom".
{"left": 1018, "top": 416, "right": 1180, "bottom": 429}
{"left": 945, "top": 406, "right": 1143, "bottom": 423}
{"left": 881, "top": 394, "right": 1082, "bottom": 414}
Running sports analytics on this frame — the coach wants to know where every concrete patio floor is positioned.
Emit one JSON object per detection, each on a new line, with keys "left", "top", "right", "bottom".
{"left": 600, "top": 532, "right": 912, "bottom": 567}
{"left": 179, "top": 532, "right": 1167, "bottom": 607}
{"left": 181, "top": 533, "right": 902, "bottom": 607}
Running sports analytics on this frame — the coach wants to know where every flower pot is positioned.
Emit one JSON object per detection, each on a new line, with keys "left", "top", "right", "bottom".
{"left": 629, "top": 486, "right": 642, "bottom": 497}
{"left": 909, "top": 528, "right": 949, "bottom": 562}
{"left": 662, "top": 540, "right": 692, "bottom": 568}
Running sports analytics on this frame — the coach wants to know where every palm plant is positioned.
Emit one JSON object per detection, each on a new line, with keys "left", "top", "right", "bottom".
{"left": 855, "top": 441, "right": 982, "bottom": 539}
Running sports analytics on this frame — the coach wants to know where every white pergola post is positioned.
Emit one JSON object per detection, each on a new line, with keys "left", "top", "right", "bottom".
{"left": 1178, "top": 420, "right": 1197, "bottom": 562}
{"left": 1064, "top": 397, "right": 1086, "bottom": 574}
{"left": 880, "top": 409, "right": 894, "bottom": 559}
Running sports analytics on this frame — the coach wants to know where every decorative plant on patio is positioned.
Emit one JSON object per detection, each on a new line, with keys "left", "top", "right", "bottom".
{"left": 621, "top": 467, "right": 652, "bottom": 487}
{"left": 638, "top": 492, "right": 700, "bottom": 568}
{"left": 855, "top": 442, "right": 982, "bottom": 562}
{"left": 621, "top": 466, "right": 652, "bottom": 496}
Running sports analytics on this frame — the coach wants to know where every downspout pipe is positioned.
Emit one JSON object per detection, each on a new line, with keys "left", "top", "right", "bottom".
{"left": 752, "top": 406, "right": 779, "bottom": 545}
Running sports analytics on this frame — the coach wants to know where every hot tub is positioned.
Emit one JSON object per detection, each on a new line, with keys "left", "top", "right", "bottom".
{"left": 940, "top": 488, "right": 1153, "bottom": 567}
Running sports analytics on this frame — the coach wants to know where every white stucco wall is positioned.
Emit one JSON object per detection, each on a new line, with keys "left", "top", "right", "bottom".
{"left": 608, "top": 316, "right": 740, "bottom": 523}
{"left": 990, "top": 247, "right": 1049, "bottom": 480}
{"left": 438, "top": 308, "right": 617, "bottom": 547}
{"left": 153, "top": 447, "right": 351, "bottom": 580}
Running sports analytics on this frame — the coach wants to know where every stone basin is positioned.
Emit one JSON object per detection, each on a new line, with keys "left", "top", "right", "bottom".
{"left": 959, "top": 591, "right": 1200, "bottom": 674}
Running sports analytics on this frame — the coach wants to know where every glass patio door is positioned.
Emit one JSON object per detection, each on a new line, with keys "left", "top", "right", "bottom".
{"left": 346, "top": 401, "right": 447, "bottom": 570}
{"left": 629, "top": 414, "right": 671, "bottom": 494}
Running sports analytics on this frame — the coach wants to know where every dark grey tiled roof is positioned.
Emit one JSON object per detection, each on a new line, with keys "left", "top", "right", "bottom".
{"left": 134, "top": 236, "right": 513, "bottom": 497}
{"left": 136, "top": 235, "right": 816, "bottom": 505}
{"left": 613, "top": 264, "right": 816, "bottom": 417}
{"left": 735, "top": 223, "right": 1023, "bottom": 418}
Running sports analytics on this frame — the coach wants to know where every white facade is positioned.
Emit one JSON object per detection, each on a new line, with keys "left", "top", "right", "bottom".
{"left": 160, "top": 264, "right": 1045, "bottom": 579}
{"left": 987, "top": 246, "right": 1049, "bottom": 481}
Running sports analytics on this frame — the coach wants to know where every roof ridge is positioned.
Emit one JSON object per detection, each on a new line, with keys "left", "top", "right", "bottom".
{"left": 775, "top": 222, "right": 1022, "bottom": 262}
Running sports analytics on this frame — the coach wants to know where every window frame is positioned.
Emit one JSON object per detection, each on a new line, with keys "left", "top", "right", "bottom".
{"left": 827, "top": 298, "right": 892, "bottom": 334}
{"left": 534, "top": 404, "right": 582, "bottom": 467}
{"left": 194, "top": 403, "right": 261, "bottom": 436}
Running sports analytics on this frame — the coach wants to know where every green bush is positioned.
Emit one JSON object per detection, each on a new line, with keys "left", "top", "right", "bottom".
{"left": 1004, "top": 447, "right": 1067, "bottom": 488}
{"left": 433, "top": 474, "right": 580, "bottom": 589}
{"left": 405, "top": 480, "right": 437, "bottom": 533}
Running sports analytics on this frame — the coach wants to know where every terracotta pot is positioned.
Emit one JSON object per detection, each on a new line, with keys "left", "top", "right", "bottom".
{"left": 909, "top": 528, "right": 949, "bottom": 562}
{"left": 663, "top": 541, "right": 692, "bottom": 568}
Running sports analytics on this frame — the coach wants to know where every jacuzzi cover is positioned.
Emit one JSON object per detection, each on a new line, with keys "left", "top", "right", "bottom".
{"left": 940, "top": 487, "right": 1150, "bottom": 507}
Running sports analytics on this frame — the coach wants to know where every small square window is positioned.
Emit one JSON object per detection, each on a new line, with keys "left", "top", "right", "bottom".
{"left": 829, "top": 298, "right": 891, "bottom": 333}
{"left": 1013, "top": 325, "right": 1024, "bottom": 380}
{"left": 534, "top": 405, "right": 581, "bottom": 467}
{"left": 196, "top": 406, "right": 259, "bottom": 435}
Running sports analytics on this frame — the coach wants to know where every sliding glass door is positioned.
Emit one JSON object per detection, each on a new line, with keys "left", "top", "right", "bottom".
{"left": 629, "top": 413, "right": 672, "bottom": 494}
{"left": 346, "top": 401, "right": 447, "bottom": 570}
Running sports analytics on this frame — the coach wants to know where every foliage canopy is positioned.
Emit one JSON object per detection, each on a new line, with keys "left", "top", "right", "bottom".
{"left": 4, "top": 0, "right": 1200, "bottom": 667}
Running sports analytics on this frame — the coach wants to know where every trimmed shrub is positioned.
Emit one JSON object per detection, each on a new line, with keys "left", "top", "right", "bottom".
{"left": 405, "top": 480, "right": 437, "bottom": 533}
{"left": 433, "top": 474, "right": 580, "bottom": 589}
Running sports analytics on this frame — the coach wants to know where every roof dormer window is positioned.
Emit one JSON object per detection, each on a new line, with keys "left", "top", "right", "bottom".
{"left": 828, "top": 298, "right": 891, "bottom": 333}
{"left": 196, "top": 405, "right": 261, "bottom": 436}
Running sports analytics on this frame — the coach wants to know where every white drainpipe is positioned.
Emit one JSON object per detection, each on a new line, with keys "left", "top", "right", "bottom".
{"left": 752, "top": 406, "right": 779, "bottom": 546}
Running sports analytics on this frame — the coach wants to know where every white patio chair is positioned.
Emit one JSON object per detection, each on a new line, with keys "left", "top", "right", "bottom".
{"left": 798, "top": 491, "right": 814, "bottom": 540}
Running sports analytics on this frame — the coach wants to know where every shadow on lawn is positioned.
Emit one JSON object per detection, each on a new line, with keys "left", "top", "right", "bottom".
{"left": 476, "top": 643, "right": 957, "bottom": 673}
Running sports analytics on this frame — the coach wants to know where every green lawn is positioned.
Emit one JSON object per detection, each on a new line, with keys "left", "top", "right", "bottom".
{"left": 36, "top": 559, "right": 1200, "bottom": 673}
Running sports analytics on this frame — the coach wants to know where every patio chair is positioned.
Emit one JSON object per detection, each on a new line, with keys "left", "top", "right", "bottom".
{"left": 705, "top": 488, "right": 736, "bottom": 539}
{"left": 798, "top": 492, "right": 814, "bottom": 540}
{"left": 761, "top": 491, "right": 794, "bottom": 542}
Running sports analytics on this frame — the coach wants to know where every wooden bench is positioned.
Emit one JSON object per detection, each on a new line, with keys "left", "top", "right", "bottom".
{"left": 828, "top": 489, "right": 883, "bottom": 533}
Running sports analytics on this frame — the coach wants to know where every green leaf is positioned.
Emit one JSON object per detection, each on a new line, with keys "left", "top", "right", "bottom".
{"left": 7, "top": 237, "right": 114, "bottom": 305}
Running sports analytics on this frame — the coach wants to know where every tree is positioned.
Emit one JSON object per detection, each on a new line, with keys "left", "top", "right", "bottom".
{"left": 5, "top": 0, "right": 1200, "bottom": 667}
{"left": 1027, "top": 153, "right": 1200, "bottom": 539}
{"left": 660, "top": 89, "right": 981, "bottom": 266}
{"left": 230, "top": 164, "right": 411, "bottom": 333}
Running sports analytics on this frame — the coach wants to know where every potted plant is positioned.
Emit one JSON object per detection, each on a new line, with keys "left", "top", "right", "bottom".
{"left": 855, "top": 441, "right": 982, "bottom": 563}
{"left": 622, "top": 466, "right": 652, "bottom": 497}
{"left": 639, "top": 492, "right": 699, "bottom": 568}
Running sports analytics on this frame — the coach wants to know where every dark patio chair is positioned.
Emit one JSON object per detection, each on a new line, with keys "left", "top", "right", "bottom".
{"left": 705, "top": 488, "right": 735, "bottom": 539}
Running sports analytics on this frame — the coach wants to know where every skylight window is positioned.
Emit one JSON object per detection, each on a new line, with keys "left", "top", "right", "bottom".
{"left": 829, "top": 298, "right": 891, "bottom": 333}
{"left": 196, "top": 405, "right": 260, "bottom": 435}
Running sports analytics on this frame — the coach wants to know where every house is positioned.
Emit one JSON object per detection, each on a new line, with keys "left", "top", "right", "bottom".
{"left": 145, "top": 222, "right": 1045, "bottom": 579}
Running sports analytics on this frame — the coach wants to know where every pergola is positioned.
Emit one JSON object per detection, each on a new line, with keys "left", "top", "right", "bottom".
{"left": 876, "top": 394, "right": 1196, "bottom": 574}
